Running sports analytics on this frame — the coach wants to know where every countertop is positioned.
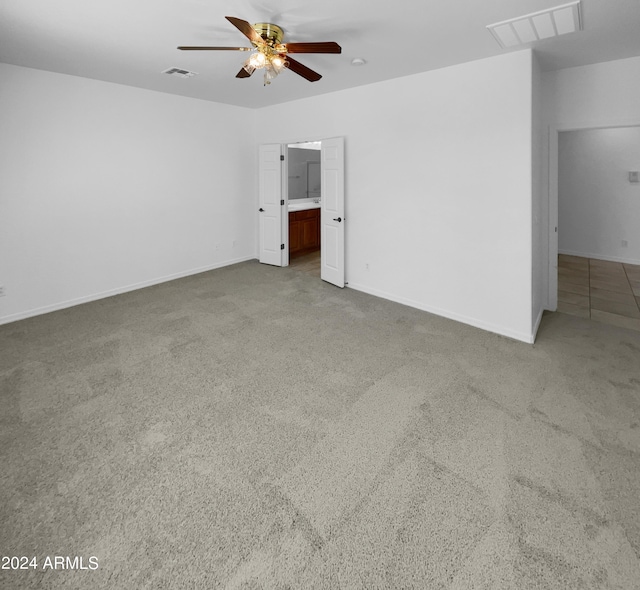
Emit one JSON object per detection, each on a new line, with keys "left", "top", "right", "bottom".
{"left": 288, "top": 201, "right": 321, "bottom": 212}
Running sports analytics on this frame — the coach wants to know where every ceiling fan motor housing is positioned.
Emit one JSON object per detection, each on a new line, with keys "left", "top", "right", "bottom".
{"left": 253, "top": 23, "right": 284, "bottom": 47}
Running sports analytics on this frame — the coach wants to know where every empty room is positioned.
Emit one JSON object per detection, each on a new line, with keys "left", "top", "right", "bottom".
{"left": 1, "top": 1, "right": 640, "bottom": 588}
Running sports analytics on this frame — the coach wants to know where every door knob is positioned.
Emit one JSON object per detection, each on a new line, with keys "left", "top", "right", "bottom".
{"left": 333, "top": 217, "right": 342, "bottom": 222}
{"left": 259, "top": 208, "right": 265, "bottom": 212}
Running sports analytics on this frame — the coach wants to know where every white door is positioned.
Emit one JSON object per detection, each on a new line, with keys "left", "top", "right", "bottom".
{"left": 321, "top": 137, "right": 345, "bottom": 287}
{"left": 259, "top": 144, "right": 284, "bottom": 266}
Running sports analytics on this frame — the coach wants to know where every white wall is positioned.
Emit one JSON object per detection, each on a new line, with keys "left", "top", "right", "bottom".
{"left": 545, "top": 55, "right": 640, "bottom": 129}
{"left": 0, "top": 52, "right": 538, "bottom": 341}
{"left": 256, "top": 50, "right": 535, "bottom": 342}
{"left": 558, "top": 127, "right": 640, "bottom": 264}
{"left": 0, "top": 64, "right": 256, "bottom": 324}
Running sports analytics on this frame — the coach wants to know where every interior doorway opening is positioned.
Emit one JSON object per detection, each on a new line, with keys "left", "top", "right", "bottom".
{"left": 258, "top": 137, "right": 345, "bottom": 287}
{"left": 553, "top": 126, "right": 640, "bottom": 330}
{"left": 287, "top": 141, "right": 322, "bottom": 274}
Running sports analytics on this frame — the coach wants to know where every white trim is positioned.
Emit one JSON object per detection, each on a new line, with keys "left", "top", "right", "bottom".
{"left": 546, "top": 125, "right": 557, "bottom": 312}
{"left": 532, "top": 308, "right": 544, "bottom": 343}
{"left": 559, "top": 249, "right": 640, "bottom": 266}
{"left": 282, "top": 145, "right": 289, "bottom": 267}
{"left": 554, "top": 120, "right": 640, "bottom": 133}
{"left": 0, "top": 255, "right": 255, "bottom": 326}
{"left": 548, "top": 125, "right": 559, "bottom": 311}
{"left": 347, "top": 282, "right": 535, "bottom": 344}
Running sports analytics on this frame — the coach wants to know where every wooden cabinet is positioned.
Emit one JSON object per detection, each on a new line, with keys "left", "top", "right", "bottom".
{"left": 289, "top": 208, "right": 320, "bottom": 256}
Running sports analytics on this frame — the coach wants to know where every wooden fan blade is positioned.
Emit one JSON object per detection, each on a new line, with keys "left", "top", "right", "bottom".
{"left": 178, "top": 46, "right": 251, "bottom": 51}
{"left": 283, "top": 42, "right": 341, "bottom": 54}
{"left": 236, "top": 67, "right": 254, "bottom": 79}
{"left": 225, "top": 16, "right": 263, "bottom": 45}
{"left": 285, "top": 57, "right": 322, "bottom": 82}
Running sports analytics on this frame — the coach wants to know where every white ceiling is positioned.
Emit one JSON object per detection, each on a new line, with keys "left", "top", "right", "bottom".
{"left": 2, "top": 0, "right": 640, "bottom": 109}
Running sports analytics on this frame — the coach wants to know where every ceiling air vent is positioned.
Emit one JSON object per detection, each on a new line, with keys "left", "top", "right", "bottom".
{"left": 162, "top": 67, "right": 198, "bottom": 78}
{"left": 487, "top": 1, "right": 582, "bottom": 48}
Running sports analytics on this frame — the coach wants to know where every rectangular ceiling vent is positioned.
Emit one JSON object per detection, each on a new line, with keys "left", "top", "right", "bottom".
{"left": 487, "top": 1, "right": 582, "bottom": 48}
{"left": 162, "top": 67, "right": 198, "bottom": 79}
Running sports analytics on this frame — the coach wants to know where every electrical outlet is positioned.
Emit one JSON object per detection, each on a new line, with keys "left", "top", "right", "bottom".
{"left": 365, "top": 263, "right": 370, "bottom": 271}
{"left": 0, "top": 286, "right": 5, "bottom": 297}
{"left": 622, "top": 240, "right": 629, "bottom": 248}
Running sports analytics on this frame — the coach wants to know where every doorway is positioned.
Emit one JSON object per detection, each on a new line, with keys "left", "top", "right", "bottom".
{"left": 287, "top": 141, "right": 322, "bottom": 271}
{"left": 258, "top": 137, "right": 345, "bottom": 287}
{"left": 553, "top": 126, "right": 640, "bottom": 330}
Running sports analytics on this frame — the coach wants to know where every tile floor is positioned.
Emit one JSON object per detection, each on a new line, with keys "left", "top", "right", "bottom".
{"left": 558, "top": 254, "right": 640, "bottom": 331}
{"left": 288, "top": 249, "right": 321, "bottom": 278}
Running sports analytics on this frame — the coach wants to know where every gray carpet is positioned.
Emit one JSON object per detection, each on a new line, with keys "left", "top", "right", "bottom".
{"left": 1, "top": 260, "right": 640, "bottom": 589}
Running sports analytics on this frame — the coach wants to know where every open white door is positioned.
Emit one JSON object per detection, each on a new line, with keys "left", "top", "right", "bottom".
{"left": 321, "top": 137, "right": 345, "bottom": 287}
{"left": 258, "top": 144, "right": 284, "bottom": 266}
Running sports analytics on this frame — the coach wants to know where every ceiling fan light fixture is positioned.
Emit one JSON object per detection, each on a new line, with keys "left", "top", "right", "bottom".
{"left": 264, "top": 68, "right": 277, "bottom": 86}
{"left": 263, "top": 57, "right": 287, "bottom": 85}
{"left": 245, "top": 47, "right": 287, "bottom": 85}
{"left": 179, "top": 16, "right": 340, "bottom": 85}
{"left": 249, "top": 51, "right": 267, "bottom": 68}
{"left": 271, "top": 55, "right": 286, "bottom": 69}
{"left": 242, "top": 59, "right": 256, "bottom": 75}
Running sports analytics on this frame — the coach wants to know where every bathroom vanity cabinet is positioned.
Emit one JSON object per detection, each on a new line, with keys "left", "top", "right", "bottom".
{"left": 289, "top": 208, "right": 320, "bottom": 256}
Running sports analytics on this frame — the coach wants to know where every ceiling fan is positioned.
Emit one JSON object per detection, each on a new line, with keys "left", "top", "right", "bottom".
{"left": 178, "top": 16, "right": 341, "bottom": 85}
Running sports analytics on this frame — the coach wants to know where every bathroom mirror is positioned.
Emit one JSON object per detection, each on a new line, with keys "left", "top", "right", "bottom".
{"left": 287, "top": 141, "right": 321, "bottom": 200}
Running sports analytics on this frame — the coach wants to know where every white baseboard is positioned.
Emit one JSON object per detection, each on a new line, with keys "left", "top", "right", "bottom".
{"left": 347, "top": 282, "right": 535, "bottom": 344}
{"left": 532, "top": 307, "right": 544, "bottom": 343}
{"left": 559, "top": 249, "right": 640, "bottom": 266}
{"left": 0, "top": 255, "right": 255, "bottom": 326}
